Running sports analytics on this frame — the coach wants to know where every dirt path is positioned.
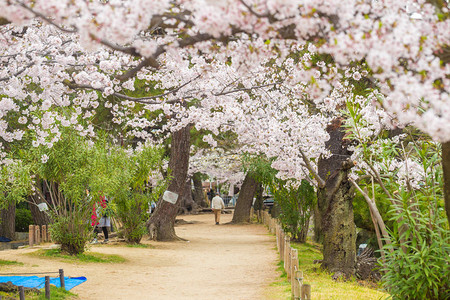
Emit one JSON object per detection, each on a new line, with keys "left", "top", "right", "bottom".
{"left": 1, "top": 213, "right": 281, "bottom": 299}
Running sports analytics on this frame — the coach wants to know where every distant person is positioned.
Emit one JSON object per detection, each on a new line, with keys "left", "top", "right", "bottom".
{"left": 147, "top": 200, "right": 156, "bottom": 214}
{"left": 207, "top": 188, "right": 214, "bottom": 201}
{"left": 91, "top": 193, "right": 111, "bottom": 244}
{"left": 211, "top": 192, "right": 225, "bottom": 225}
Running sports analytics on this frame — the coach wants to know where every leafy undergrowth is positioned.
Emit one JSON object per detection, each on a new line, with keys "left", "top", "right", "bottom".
{"left": 0, "top": 286, "right": 77, "bottom": 300}
{"left": 0, "top": 259, "right": 24, "bottom": 266}
{"left": 27, "top": 249, "right": 126, "bottom": 263}
{"left": 125, "top": 243, "right": 152, "bottom": 248}
{"left": 272, "top": 240, "right": 389, "bottom": 300}
{"left": 29, "top": 286, "right": 77, "bottom": 300}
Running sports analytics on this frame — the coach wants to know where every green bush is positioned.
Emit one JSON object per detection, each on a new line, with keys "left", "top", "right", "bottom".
{"left": 49, "top": 215, "right": 92, "bottom": 255}
{"left": 15, "top": 208, "right": 33, "bottom": 232}
{"left": 111, "top": 144, "right": 166, "bottom": 244}
{"left": 114, "top": 192, "right": 148, "bottom": 244}
{"left": 271, "top": 179, "right": 315, "bottom": 242}
{"left": 381, "top": 202, "right": 450, "bottom": 299}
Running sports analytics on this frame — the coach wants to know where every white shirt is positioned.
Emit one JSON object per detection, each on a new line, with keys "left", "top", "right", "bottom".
{"left": 211, "top": 196, "right": 225, "bottom": 210}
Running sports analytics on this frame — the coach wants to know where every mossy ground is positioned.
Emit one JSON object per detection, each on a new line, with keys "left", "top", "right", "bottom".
{"left": 268, "top": 239, "right": 389, "bottom": 299}
{"left": 27, "top": 249, "right": 126, "bottom": 264}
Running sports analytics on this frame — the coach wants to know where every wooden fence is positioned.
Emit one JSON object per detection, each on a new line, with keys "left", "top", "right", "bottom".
{"left": 28, "top": 225, "right": 51, "bottom": 246}
{"left": 261, "top": 210, "right": 312, "bottom": 300}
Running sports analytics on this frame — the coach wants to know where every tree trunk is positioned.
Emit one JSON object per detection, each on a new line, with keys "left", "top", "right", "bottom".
{"left": 231, "top": 173, "right": 258, "bottom": 223}
{"left": 0, "top": 202, "right": 16, "bottom": 240}
{"left": 443, "top": 141, "right": 450, "bottom": 226}
{"left": 179, "top": 178, "right": 197, "bottom": 214}
{"left": 298, "top": 219, "right": 310, "bottom": 243}
{"left": 146, "top": 126, "right": 191, "bottom": 241}
{"left": 253, "top": 183, "right": 263, "bottom": 222}
{"left": 317, "top": 118, "right": 356, "bottom": 277}
{"left": 192, "top": 172, "right": 207, "bottom": 207}
{"left": 313, "top": 202, "right": 323, "bottom": 243}
{"left": 29, "top": 196, "right": 50, "bottom": 226}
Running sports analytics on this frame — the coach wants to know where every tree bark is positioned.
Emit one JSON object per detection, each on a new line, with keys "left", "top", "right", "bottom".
{"left": 443, "top": 141, "right": 450, "bottom": 226}
{"left": 0, "top": 202, "right": 16, "bottom": 240}
{"left": 253, "top": 182, "right": 264, "bottom": 222}
{"left": 313, "top": 202, "right": 323, "bottom": 243}
{"left": 179, "top": 178, "right": 197, "bottom": 214}
{"left": 317, "top": 118, "right": 356, "bottom": 277}
{"left": 231, "top": 173, "right": 258, "bottom": 223}
{"left": 192, "top": 172, "right": 207, "bottom": 207}
{"left": 146, "top": 125, "right": 191, "bottom": 241}
{"left": 29, "top": 195, "right": 50, "bottom": 226}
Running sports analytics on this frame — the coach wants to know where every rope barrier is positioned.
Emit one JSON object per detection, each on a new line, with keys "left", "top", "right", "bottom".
{"left": 1, "top": 269, "right": 68, "bottom": 299}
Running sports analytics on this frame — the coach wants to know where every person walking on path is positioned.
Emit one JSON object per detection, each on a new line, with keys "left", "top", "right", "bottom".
{"left": 211, "top": 193, "right": 225, "bottom": 225}
{"left": 91, "top": 193, "right": 111, "bottom": 243}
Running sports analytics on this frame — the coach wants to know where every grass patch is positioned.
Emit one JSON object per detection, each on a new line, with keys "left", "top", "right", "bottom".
{"left": 0, "top": 259, "right": 24, "bottom": 266}
{"left": 276, "top": 241, "right": 389, "bottom": 300}
{"left": 29, "top": 249, "right": 126, "bottom": 263}
{"left": 126, "top": 244, "right": 150, "bottom": 248}
{"left": 28, "top": 286, "right": 77, "bottom": 300}
{"left": 264, "top": 261, "right": 291, "bottom": 300}
{"left": 0, "top": 287, "right": 77, "bottom": 300}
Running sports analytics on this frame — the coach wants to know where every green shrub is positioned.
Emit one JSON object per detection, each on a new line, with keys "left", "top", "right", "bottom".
{"left": 15, "top": 208, "right": 33, "bottom": 232}
{"left": 114, "top": 192, "right": 148, "bottom": 244}
{"left": 111, "top": 144, "right": 166, "bottom": 244}
{"left": 49, "top": 214, "right": 92, "bottom": 255}
{"left": 271, "top": 179, "right": 316, "bottom": 242}
{"left": 381, "top": 202, "right": 450, "bottom": 299}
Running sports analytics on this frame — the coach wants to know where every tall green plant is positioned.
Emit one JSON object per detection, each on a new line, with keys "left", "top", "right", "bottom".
{"left": 0, "top": 159, "right": 32, "bottom": 209}
{"left": 32, "top": 130, "right": 98, "bottom": 255}
{"left": 271, "top": 179, "right": 316, "bottom": 242}
{"left": 382, "top": 203, "right": 449, "bottom": 299}
{"left": 344, "top": 95, "right": 449, "bottom": 297}
{"left": 111, "top": 144, "right": 166, "bottom": 244}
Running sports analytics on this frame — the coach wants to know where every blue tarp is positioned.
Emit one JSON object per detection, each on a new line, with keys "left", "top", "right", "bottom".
{"left": 0, "top": 275, "right": 87, "bottom": 290}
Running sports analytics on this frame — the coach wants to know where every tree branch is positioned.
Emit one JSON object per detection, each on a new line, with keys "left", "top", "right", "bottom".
{"left": 350, "top": 179, "right": 392, "bottom": 246}
{"left": 0, "top": 62, "right": 34, "bottom": 82}
{"left": 15, "top": 1, "right": 77, "bottom": 33}
{"left": 299, "top": 148, "right": 326, "bottom": 188}
{"left": 0, "top": 17, "right": 10, "bottom": 26}
{"left": 116, "top": 57, "right": 160, "bottom": 81}
{"left": 239, "top": 0, "right": 272, "bottom": 19}
{"left": 212, "top": 81, "right": 281, "bottom": 96}
{"left": 64, "top": 74, "right": 200, "bottom": 104}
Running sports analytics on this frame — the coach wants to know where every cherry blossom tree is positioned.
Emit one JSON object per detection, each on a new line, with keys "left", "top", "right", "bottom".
{"left": 0, "top": 0, "right": 448, "bottom": 274}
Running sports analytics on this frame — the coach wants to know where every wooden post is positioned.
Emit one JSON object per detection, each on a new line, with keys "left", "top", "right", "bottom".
{"left": 47, "top": 226, "right": 51, "bottom": 242}
{"left": 29, "top": 225, "right": 35, "bottom": 246}
{"left": 59, "top": 269, "right": 65, "bottom": 289}
{"left": 276, "top": 225, "right": 280, "bottom": 253}
{"left": 293, "top": 270, "right": 303, "bottom": 300}
{"left": 284, "top": 236, "right": 289, "bottom": 271}
{"left": 280, "top": 230, "right": 285, "bottom": 261}
{"left": 291, "top": 249, "right": 299, "bottom": 287}
{"left": 19, "top": 286, "right": 25, "bottom": 300}
{"left": 286, "top": 247, "right": 292, "bottom": 279}
{"left": 42, "top": 225, "right": 47, "bottom": 242}
{"left": 301, "top": 284, "right": 311, "bottom": 300}
{"left": 45, "top": 276, "right": 50, "bottom": 299}
{"left": 34, "top": 225, "right": 40, "bottom": 244}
